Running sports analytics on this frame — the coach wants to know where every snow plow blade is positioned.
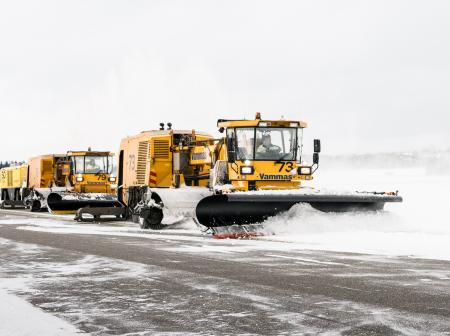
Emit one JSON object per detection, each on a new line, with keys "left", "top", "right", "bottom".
{"left": 195, "top": 192, "right": 403, "bottom": 228}
{"left": 47, "top": 192, "right": 123, "bottom": 215}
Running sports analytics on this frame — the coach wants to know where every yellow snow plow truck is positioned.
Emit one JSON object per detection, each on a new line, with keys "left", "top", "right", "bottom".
{"left": 0, "top": 150, "right": 120, "bottom": 214}
{"left": 75, "top": 114, "right": 402, "bottom": 237}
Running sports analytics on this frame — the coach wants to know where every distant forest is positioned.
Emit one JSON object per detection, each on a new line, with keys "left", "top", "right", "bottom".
{"left": 0, "top": 161, "right": 25, "bottom": 169}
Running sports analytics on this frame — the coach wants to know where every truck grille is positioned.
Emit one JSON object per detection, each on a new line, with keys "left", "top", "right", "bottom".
{"left": 153, "top": 140, "right": 169, "bottom": 159}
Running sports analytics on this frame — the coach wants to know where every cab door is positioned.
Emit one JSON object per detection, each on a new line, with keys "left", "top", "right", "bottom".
{"left": 149, "top": 136, "right": 172, "bottom": 187}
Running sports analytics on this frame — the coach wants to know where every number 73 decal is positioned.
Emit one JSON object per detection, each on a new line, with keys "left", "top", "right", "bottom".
{"left": 275, "top": 161, "right": 294, "bottom": 172}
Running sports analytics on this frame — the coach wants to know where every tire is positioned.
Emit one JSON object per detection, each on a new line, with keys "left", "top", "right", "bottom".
{"left": 139, "top": 207, "right": 164, "bottom": 230}
{"left": 30, "top": 200, "right": 41, "bottom": 212}
{"left": 11, "top": 189, "right": 20, "bottom": 208}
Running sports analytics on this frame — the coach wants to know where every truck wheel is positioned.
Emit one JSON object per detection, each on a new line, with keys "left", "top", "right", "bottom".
{"left": 140, "top": 207, "right": 164, "bottom": 230}
{"left": 30, "top": 200, "right": 41, "bottom": 212}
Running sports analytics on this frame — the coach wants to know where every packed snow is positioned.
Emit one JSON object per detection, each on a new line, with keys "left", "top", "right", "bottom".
{"left": 0, "top": 289, "right": 79, "bottom": 336}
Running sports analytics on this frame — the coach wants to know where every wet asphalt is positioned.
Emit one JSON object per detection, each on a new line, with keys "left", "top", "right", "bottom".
{"left": 0, "top": 210, "right": 449, "bottom": 335}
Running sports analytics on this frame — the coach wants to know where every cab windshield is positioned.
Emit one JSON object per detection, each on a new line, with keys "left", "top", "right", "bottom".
{"left": 232, "top": 127, "right": 299, "bottom": 161}
{"left": 73, "top": 156, "right": 112, "bottom": 174}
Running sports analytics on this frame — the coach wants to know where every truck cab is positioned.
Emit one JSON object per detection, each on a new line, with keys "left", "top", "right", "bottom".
{"left": 216, "top": 113, "right": 315, "bottom": 191}
{"left": 68, "top": 151, "right": 116, "bottom": 193}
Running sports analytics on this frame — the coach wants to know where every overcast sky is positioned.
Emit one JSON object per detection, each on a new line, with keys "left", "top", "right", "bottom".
{"left": 0, "top": 0, "right": 449, "bottom": 160}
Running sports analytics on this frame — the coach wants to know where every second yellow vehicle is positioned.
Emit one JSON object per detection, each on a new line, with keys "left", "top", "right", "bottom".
{"left": 0, "top": 150, "right": 120, "bottom": 214}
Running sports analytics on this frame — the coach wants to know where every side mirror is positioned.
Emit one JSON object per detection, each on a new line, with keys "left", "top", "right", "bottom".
{"left": 227, "top": 137, "right": 236, "bottom": 163}
{"left": 313, "top": 152, "right": 319, "bottom": 165}
{"left": 218, "top": 127, "right": 225, "bottom": 133}
{"left": 314, "top": 139, "right": 321, "bottom": 153}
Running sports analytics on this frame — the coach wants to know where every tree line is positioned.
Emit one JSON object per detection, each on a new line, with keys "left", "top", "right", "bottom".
{"left": 0, "top": 161, "right": 26, "bottom": 169}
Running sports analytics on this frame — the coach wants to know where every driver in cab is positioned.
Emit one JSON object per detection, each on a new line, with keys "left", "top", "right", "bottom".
{"left": 85, "top": 158, "right": 101, "bottom": 174}
{"left": 256, "top": 134, "right": 281, "bottom": 158}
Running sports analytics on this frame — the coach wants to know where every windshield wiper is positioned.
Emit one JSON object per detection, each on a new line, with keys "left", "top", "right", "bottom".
{"left": 275, "top": 152, "right": 293, "bottom": 163}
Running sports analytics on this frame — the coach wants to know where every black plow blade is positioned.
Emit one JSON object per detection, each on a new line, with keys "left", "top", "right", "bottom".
{"left": 47, "top": 192, "right": 123, "bottom": 214}
{"left": 195, "top": 193, "right": 403, "bottom": 228}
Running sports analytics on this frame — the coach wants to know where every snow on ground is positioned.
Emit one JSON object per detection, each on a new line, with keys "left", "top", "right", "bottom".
{"left": 265, "top": 167, "right": 450, "bottom": 260}
{"left": 2, "top": 238, "right": 450, "bottom": 335}
{"left": 0, "top": 238, "right": 163, "bottom": 335}
{"left": 0, "top": 288, "right": 80, "bottom": 336}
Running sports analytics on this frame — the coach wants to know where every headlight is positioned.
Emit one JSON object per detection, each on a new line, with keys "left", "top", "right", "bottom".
{"left": 108, "top": 177, "right": 117, "bottom": 182}
{"left": 299, "top": 167, "right": 311, "bottom": 175}
{"left": 240, "top": 166, "right": 254, "bottom": 175}
{"left": 290, "top": 122, "right": 299, "bottom": 127}
{"left": 259, "top": 122, "right": 268, "bottom": 127}
{"left": 76, "top": 176, "right": 84, "bottom": 182}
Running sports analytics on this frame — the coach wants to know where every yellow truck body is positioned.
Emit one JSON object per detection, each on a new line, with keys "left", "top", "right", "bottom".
{"left": 0, "top": 165, "right": 28, "bottom": 189}
{"left": 118, "top": 130, "right": 212, "bottom": 205}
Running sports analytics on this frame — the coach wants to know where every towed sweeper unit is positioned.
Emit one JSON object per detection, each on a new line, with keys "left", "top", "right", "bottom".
{"left": 75, "top": 114, "right": 402, "bottom": 237}
{"left": 75, "top": 127, "right": 215, "bottom": 225}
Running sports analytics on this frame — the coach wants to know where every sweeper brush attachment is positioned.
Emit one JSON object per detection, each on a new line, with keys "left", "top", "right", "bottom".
{"left": 47, "top": 192, "right": 123, "bottom": 215}
{"left": 195, "top": 191, "right": 403, "bottom": 228}
{"left": 210, "top": 224, "right": 274, "bottom": 239}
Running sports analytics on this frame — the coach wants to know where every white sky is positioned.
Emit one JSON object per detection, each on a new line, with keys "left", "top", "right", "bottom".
{"left": 0, "top": 0, "right": 449, "bottom": 160}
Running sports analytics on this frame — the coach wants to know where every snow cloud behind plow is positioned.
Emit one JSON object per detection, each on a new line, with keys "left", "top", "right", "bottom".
{"left": 263, "top": 168, "right": 450, "bottom": 260}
